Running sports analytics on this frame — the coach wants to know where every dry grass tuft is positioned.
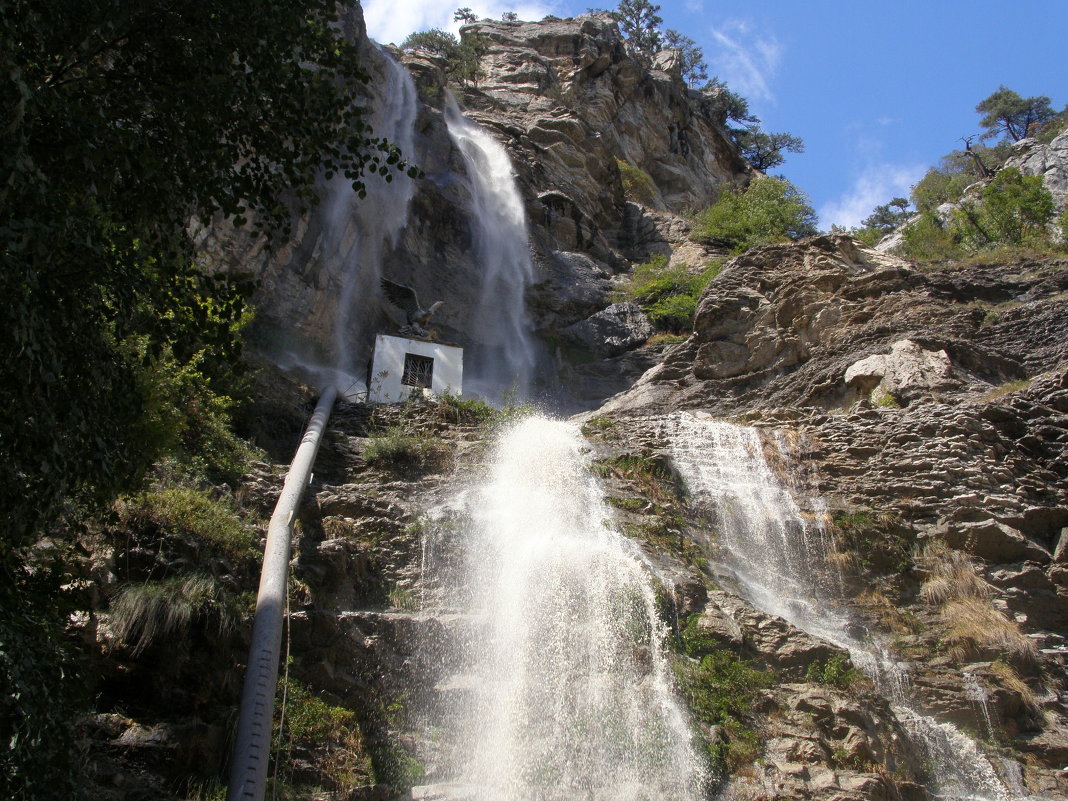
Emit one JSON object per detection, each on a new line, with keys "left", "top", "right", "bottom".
{"left": 941, "top": 598, "right": 1038, "bottom": 667}
{"left": 858, "top": 589, "right": 920, "bottom": 634}
{"left": 918, "top": 543, "right": 1038, "bottom": 668}
{"left": 988, "top": 660, "right": 1046, "bottom": 722}
{"left": 110, "top": 573, "right": 239, "bottom": 655}
{"left": 918, "top": 543, "right": 992, "bottom": 604}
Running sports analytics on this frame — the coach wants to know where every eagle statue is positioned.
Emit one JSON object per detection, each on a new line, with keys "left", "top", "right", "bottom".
{"left": 380, "top": 278, "right": 444, "bottom": 338}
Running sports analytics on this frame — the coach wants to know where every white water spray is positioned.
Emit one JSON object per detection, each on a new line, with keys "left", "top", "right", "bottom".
{"left": 664, "top": 412, "right": 1015, "bottom": 801}
{"left": 326, "top": 47, "right": 419, "bottom": 391}
{"left": 424, "top": 416, "right": 707, "bottom": 800}
{"left": 444, "top": 95, "right": 538, "bottom": 399}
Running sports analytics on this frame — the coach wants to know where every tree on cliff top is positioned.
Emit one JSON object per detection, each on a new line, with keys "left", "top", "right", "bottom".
{"left": 615, "top": 0, "right": 663, "bottom": 57}
{"left": 691, "top": 176, "right": 818, "bottom": 253}
{"left": 733, "top": 128, "right": 805, "bottom": 172}
{"left": 977, "top": 86, "right": 1055, "bottom": 142}
{"left": 454, "top": 7, "right": 478, "bottom": 24}
{"left": 400, "top": 28, "right": 487, "bottom": 85}
{"left": 663, "top": 29, "right": 708, "bottom": 88}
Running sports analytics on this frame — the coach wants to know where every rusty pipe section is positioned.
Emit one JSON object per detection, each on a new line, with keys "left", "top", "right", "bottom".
{"left": 227, "top": 385, "right": 337, "bottom": 801}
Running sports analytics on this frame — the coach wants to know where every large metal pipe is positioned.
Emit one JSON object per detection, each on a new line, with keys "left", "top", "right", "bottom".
{"left": 227, "top": 385, "right": 337, "bottom": 801}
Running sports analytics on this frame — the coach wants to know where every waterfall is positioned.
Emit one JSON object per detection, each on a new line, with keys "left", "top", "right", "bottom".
{"left": 444, "top": 95, "right": 538, "bottom": 400}
{"left": 326, "top": 46, "right": 419, "bottom": 392}
{"left": 964, "top": 671, "right": 996, "bottom": 740}
{"left": 663, "top": 411, "right": 1015, "bottom": 801}
{"left": 422, "top": 416, "right": 707, "bottom": 800}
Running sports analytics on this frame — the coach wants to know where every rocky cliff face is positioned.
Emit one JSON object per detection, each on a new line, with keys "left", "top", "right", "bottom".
{"left": 197, "top": 8, "right": 746, "bottom": 408}
{"left": 586, "top": 234, "right": 1068, "bottom": 798}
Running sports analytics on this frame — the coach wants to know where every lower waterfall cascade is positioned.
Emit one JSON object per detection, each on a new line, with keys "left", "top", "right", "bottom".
{"left": 663, "top": 411, "right": 1021, "bottom": 801}
{"left": 416, "top": 416, "right": 708, "bottom": 801}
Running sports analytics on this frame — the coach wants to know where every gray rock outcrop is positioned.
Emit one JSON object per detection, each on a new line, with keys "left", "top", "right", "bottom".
{"left": 1005, "top": 129, "right": 1068, "bottom": 214}
{"left": 198, "top": 10, "right": 749, "bottom": 409}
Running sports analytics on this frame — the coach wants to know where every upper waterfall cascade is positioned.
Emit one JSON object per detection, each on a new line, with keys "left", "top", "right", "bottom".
{"left": 444, "top": 95, "right": 539, "bottom": 399}
{"left": 417, "top": 416, "right": 707, "bottom": 800}
{"left": 664, "top": 412, "right": 1019, "bottom": 801}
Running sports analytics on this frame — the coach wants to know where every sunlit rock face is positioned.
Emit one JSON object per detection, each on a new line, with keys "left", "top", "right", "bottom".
{"left": 1005, "top": 129, "right": 1068, "bottom": 216}
{"left": 600, "top": 233, "right": 1068, "bottom": 415}
{"left": 198, "top": 7, "right": 750, "bottom": 408}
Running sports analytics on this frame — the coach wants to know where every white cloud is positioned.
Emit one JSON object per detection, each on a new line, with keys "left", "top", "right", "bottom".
{"left": 819, "top": 163, "right": 926, "bottom": 230}
{"left": 363, "top": 0, "right": 558, "bottom": 46}
{"left": 707, "top": 20, "right": 782, "bottom": 103}
{"left": 684, "top": 0, "right": 704, "bottom": 11}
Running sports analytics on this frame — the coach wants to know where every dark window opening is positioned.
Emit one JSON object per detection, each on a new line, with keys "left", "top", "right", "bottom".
{"left": 402, "top": 353, "right": 434, "bottom": 389}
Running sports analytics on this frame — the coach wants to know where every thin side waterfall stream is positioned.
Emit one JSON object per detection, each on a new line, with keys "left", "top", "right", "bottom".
{"left": 663, "top": 412, "right": 1016, "bottom": 801}
{"left": 327, "top": 46, "right": 418, "bottom": 385}
{"left": 420, "top": 416, "right": 707, "bottom": 801}
{"left": 444, "top": 96, "right": 538, "bottom": 398}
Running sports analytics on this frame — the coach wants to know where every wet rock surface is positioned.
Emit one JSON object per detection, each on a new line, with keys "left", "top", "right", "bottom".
{"left": 585, "top": 236, "right": 1068, "bottom": 799}
{"left": 198, "top": 10, "right": 748, "bottom": 410}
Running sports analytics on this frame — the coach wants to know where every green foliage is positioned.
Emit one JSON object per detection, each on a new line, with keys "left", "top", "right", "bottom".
{"left": 901, "top": 167, "right": 1059, "bottom": 261}
{"left": 436, "top": 391, "right": 497, "bottom": 424}
{"left": 453, "top": 6, "right": 478, "bottom": 24}
{"left": 606, "top": 496, "right": 647, "bottom": 512}
{"left": 663, "top": 29, "right": 708, "bottom": 87}
{"left": 1035, "top": 107, "right": 1068, "bottom": 144}
{"left": 976, "top": 86, "right": 1055, "bottom": 142}
{"left": 911, "top": 164, "right": 975, "bottom": 214}
{"left": 370, "top": 742, "right": 425, "bottom": 792}
{"left": 400, "top": 28, "right": 458, "bottom": 54}
{"left": 617, "top": 159, "right": 660, "bottom": 206}
{"left": 615, "top": 0, "right": 663, "bottom": 57}
{"left": 979, "top": 378, "right": 1032, "bottom": 401}
{"left": 400, "top": 28, "right": 486, "bottom": 85}
{"left": 805, "top": 653, "right": 860, "bottom": 689}
{"left": 834, "top": 509, "right": 910, "bottom": 573}
{"left": 849, "top": 197, "right": 912, "bottom": 246}
{"left": 1, "top": 0, "right": 415, "bottom": 562}
{"left": 274, "top": 674, "right": 371, "bottom": 791}
{"left": 115, "top": 486, "right": 256, "bottom": 560}
{"left": 863, "top": 197, "right": 911, "bottom": 233}
{"left": 680, "top": 613, "right": 724, "bottom": 657}
{"left": 0, "top": 575, "right": 87, "bottom": 800}
{"left": 615, "top": 255, "right": 723, "bottom": 332}
{"left": 898, "top": 211, "right": 965, "bottom": 262}
{"left": 109, "top": 573, "right": 243, "bottom": 655}
{"left": 702, "top": 79, "right": 802, "bottom": 170}
{"left": 733, "top": 127, "right": 805, "bottom": 171}
{"left": 952, "top": 168, "right": 1055, "bottom": 249}
{"left": 703, "top": 80, "right": 758, "bottom": 126}
{"left": 580, "top": 415, "right": 621, "bottom": 440}
{"left": 871, "top": 386, "right": 902, "bottom": 409}
{"left": 363, "top": 426, "right": 445, "bottom": 469}
{"left": 674, "top": 641, "right": 773, "bottom": 773}
{"left": 691, "top": 176, "right": 818, "bottom": 253}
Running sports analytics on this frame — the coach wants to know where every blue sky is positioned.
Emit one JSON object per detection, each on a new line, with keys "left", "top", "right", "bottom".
{"left": 362, "top": 0, "right": 1068, "bottom": 229}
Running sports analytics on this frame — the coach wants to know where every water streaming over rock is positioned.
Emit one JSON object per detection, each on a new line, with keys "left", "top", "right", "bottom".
{"left": 325, "top": 46, "right": 419, "bottom": 390}
{"left": 663, "top": 411, "right": 1015, "bottom": 801}
{"left": 964, "top": 671, "right": 996, "bottom": 741}
{"left": 420, "top": 416, "right": 707, "bottom": 801}
{"left": 443, "top": 95, "right": 539, "bottom": 399}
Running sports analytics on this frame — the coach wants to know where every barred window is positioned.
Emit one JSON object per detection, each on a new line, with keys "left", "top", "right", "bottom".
{"left": 402, "top": 353, "right": 434, "bottom": 389}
